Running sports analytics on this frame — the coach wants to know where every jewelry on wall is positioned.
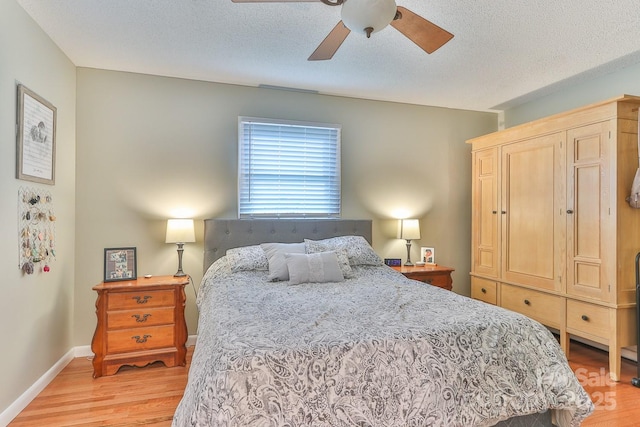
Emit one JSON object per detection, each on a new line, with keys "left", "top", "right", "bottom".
{"left": 18, "top": 186, "right": 56, "bottom": 274}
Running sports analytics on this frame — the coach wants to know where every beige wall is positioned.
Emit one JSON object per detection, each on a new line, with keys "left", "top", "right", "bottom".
{"left": 0, "top": 0, "right": 76, "bottom": 417}
{"left": 74, "top": 68, "right": 498, "bottom": 344}
{"left": 504, "top": 62, "right": 640, "bottom": 127}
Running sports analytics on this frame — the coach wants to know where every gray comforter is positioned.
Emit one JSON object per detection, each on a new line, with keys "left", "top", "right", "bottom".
{"left": 173, "top": 258, "right": 593, "bottom": 426}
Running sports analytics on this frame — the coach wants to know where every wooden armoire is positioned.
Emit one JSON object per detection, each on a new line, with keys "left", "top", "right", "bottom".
{"left": 467, "top": 95, "right": 640, "bottom": 381}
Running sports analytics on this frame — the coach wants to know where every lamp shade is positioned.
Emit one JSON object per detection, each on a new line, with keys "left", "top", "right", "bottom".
{"left": 341, "top": 0, "right": 397, "bottom": 36}
{"left": 165, "top": 219, "right": 196, "bottom": 244}
{"left": 397, "top": 219, "right": 421, "bottom": 240}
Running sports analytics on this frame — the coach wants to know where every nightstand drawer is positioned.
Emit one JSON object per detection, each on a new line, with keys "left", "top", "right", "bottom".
{"left": 412, "top": 273, "right": 449, "bottom": 287}
{"left": 566, "top": 300, "right": 610, "bottom": 341}
{"left": 107, "top": 325, "right": 175, "bottom": 353}
{"left": 501, "top": 284, "right": 562, "bottom": 328}
{"left": 107, "top": 307, "right": 175, "bottom": 329}
{"left": 108, "top": 290, "right": 175, "bottom": 310}
{"left": 471, "top": 277, "right": 498, "bottom": 305}
{"left": 392, "top": 265, "right": 454, "bottom": 291}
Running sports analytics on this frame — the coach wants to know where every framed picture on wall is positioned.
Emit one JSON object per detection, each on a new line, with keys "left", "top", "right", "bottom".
{"left": 104, "top": 247, "right": 137, "bottom": 282}
{"left": 420, "top": 247, "right": 435, "bottom": 264}
{"left": 16, "top": 84, "right": 56, "bottom": 185}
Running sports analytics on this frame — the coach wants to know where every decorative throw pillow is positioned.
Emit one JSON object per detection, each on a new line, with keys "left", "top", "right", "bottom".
{"left": 261, "top": 242, "right": 306, "bottom": 281}
{"left": 226, "top": 245, "right": 268, "bottom": 272}
{"left": 305, "top": 235, "right": 383, "bottom": 266}
{"left": 285, "top": 252, "right": 345, "bottom": 285}
{"left": 305, "top": 242, "right": 354, "bottom": 278}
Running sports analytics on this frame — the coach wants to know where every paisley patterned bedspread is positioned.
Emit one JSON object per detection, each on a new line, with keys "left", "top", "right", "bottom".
{"left": 173, "top": 258, "right": 594, "bottom": 426}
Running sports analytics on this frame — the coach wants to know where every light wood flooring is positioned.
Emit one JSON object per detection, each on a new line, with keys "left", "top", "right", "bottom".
{"left": 8, "top": 342, "right": 640, "bottom": 426}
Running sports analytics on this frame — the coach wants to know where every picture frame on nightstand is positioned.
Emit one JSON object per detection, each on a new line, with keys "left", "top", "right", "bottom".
{"left": 104, "top": 247, "right": 137, "bottom": 282}
{"left": 420, "top": 247, "right": 435, "bottom": 264}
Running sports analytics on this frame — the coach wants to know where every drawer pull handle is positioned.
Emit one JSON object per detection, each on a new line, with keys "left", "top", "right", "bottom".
{"left": 132, "top": 314, "right": 151, "bottom": 323}
{"left": 524, "top": 299, "right": 531, "bottom": 306}
{"left": 132, "top": 334, "right": 151, "bottom": 344}
{"left": 581, "top": 315, "right": 589, "bottom": 321}
{"left": 133, "top": 295, "right": 152, "bottom": 304}
{"left": 481, "top": 288, "right": 487, "bottom": 294}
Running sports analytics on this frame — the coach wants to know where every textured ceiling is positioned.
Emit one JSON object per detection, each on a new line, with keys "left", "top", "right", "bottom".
{"left": 16, "top": 0, "right": 640, "bottom": 111}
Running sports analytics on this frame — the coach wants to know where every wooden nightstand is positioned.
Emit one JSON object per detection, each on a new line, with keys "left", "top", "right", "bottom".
{"left": 391, "top": 265, "right": 455, "bottom": 291}
{"left": 91, "top": 275, "right": 189, "bottom": 378}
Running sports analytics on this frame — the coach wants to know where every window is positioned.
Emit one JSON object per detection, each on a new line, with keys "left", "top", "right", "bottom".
{"left": 238, "top": 117, "right": 341, "bottom": 218}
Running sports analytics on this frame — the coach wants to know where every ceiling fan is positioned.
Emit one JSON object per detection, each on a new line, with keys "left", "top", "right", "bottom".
{"left": 231, "top": 0, "right": 454, "bottom": 61}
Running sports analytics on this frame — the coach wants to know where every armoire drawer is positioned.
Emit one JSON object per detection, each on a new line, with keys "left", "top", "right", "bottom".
{"left": 471, "top": 277, "right": 498, "bottom": 305}
{"left": 501, "top": 284, "right": 563, "bottom": 328}
{"left": 566, "top": 300, "right": 610, "bottom": 341}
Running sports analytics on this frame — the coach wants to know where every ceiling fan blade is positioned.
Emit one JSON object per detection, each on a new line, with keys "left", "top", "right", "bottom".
{"left": 231, "top": 0, "right": 318, "bottom": 2}
{"left": 390, "top": 6, "right": 454, "bottom": 54}
{"left": 308, "top": 21, "right": 350, "bottom": 61}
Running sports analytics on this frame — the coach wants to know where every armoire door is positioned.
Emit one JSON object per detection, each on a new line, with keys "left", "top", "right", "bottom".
{"left": 566, "top": 121, "right": 612, "bottom": 302}
{"left": 501, "top": 133, "right": 566, "bottom": 291}
{"left": 472, "top": 147, "right": 500, "bottom": 278}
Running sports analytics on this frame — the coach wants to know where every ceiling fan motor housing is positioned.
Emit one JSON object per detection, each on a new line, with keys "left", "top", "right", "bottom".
{"left": 341, "top": 0, "right": 398, "bottom": 36}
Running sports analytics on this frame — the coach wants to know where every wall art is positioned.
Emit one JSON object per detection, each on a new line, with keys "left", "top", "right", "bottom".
{"left": 16, "top": 84, "right": 56, "bottom": 185}
{"left": 19, "top": 187, "right": 56, "bottom": 274}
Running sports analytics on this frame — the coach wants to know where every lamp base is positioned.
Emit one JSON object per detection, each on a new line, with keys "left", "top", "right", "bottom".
{"left": 404, "top": 240, "right": 414, "bottom": 266}
{"left": 174, "top": 243, "right": 187, "bottom": 278}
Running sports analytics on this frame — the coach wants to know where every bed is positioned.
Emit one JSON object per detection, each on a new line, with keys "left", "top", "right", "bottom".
{"left": 172, "top": 219, "right": 593, "bottom": 427}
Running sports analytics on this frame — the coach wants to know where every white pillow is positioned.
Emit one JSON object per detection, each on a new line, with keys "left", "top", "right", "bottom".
{"left": 226, "top": 245, "right": 268, "bottom": 272}
{"left": 285, "top": 252, "right": 345, "bottom": 285}
{"left": 304, "top": 235, "right": 383, "bottom": 266}
{"left": 261, "top": 242, "right": 306, "bottom": 281}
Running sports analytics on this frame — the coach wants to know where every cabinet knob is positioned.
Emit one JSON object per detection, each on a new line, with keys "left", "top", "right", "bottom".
{"left": 581, "top": 315, "right": 589, "bottom": 321}
{"left": 481, "top": 288, "right": 487, "bottom": 293}
{"left": 501, "top": 211, "right": 507, "bottom": 214}
{"left": 492, "top": 210, "right": 497, "bottom": 214}
{"left": 567, "top": 209, "right": 574, "bottom": 214}
{"left": 524, "top": 299, "right": 531, "bottom": 306}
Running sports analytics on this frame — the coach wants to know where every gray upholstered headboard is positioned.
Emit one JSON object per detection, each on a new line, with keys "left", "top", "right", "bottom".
{"left": 203, "top": 219, "right": 373, "bottom": 273}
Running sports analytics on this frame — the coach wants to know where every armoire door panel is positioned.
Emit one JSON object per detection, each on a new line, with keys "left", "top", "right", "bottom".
{"left": 478, "top": 179, "right": 496, "bottom": 248}
{"left": 501, "top": 134, "right": 565, "bottom": 291}
{"left": 575, "top": 165, "right": 601, "bottom": 258}
{"left": 574, "top": 262, "right": 602, "bottom": 290}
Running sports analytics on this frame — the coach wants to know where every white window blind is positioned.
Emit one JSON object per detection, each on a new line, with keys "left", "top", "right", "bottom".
{"left": 238, "top": 117, "right": 341, "bottom": 218}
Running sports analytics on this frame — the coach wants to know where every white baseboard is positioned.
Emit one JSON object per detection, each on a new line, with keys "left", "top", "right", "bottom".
{"left": 0, "top": 335, "right": 198, "bottom": 427}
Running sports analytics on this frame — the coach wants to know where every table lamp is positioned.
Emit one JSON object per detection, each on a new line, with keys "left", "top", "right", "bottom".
{"left": 397, "top": 218, "right": 421, "bottom": 266}
{"left": 165, "top": 219, "right": 195, "bottom": 277}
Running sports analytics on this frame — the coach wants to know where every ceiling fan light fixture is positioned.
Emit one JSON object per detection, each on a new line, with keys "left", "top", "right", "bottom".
{"left": 341, "top": 0, "right": 397, "bottom": 37}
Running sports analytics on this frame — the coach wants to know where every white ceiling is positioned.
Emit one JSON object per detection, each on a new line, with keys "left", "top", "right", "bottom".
{"left": 16, "top": 0, "right": 640, "bottom": 112}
